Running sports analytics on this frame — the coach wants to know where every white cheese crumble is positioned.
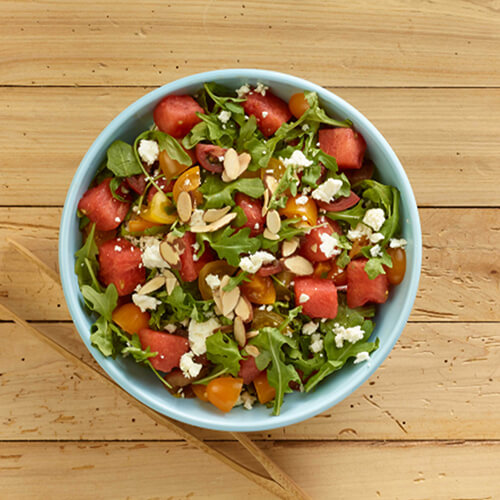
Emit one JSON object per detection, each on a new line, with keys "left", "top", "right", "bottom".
{"left": 241, "top": 391, "right": 256, "bottom": 410}
{"left": 114, "top": 216, "right": 121, "bottom": 223}
{"left": 363, "top": 208, "right": 386, "bottom": 231}
{"left": 164, "top": 324, "right": 177, "bottom": 333}
{"left": 347, "top": 222, "right": 373, "bottom": 242}
{"left": 188, "top": 317, "right": 221, "bottom": 356}
{"left": 333, "top": 324, "right": 365, "bottom": 348}
{"left": 132, "top": 293, "right": 161, "bottom": 312}
{"left": 370, "top": 232, "right": 385, "bottom": 244}
{"left": 299, "top": 293, "right": 310, "bottom": 304}
{"left": 295, "top": 195, "right": 308, "bottom": 205}
{"left": 254, "top": 223, "right": 260, "bottom": 230}
{"left": 319, "top": 232, "right": 341, "bottom": 258}
{"left": 302, "top": 124, "right": 310, "bottom": 131}
{"left": 389, "top": 238, "right": 407, "bottom": 249}
{"left": 114, "top": 245, "right": 123, "bottom": 252}
{"left": 370, "top": 244, "right": 382, "bottom": 257}
{"left": 205, "top": 273, "right": 221, "bottom": 290}
{"left": 190, "top": 209, "right": 206, "bottom": 228}
{"left": 239, "top": 251, "right": 275, "bottom": 274}
{"left": 311, "top": 178, "right": 343, "bottom": 203}
{"left": 353, "top": 351, "right": 371, "bottom": 364}
{"left": 254, "top": 82, "right": 269, "bottom": 96}
{"left": 261, "top": 111, "right": 268, "bottom": 118}
{"left": 281, "top": 150, "right": 313, "bottom": 168}
{"left": 217, "top": 110, "right": 231, "bottom": 124}
{"left": 236, "top": 84, "right": 251, "bottom": 98}
{"left": 309, "top": 333, "right": 324, "bottom": 353}
{"left": 138, "top": 139, "right": 159, "bottom": 166}
{"left": 303, "top": 321, "right": 319, "bottom": 336}
{"left": 140, "top": 236, "right": 169, "bottom": 269}
{"left": 179, "top": 351, "right": 203, "bottom": 378}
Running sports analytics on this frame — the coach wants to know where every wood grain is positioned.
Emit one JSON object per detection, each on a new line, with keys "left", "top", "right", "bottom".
{"left": 1, "top": 87, "right": 499, "bottom": 207}
{"left": 1, "top": 207, "right": 498, "bottom": 322}
{"left": 1, "top": 440, "right": 500, "bottom": 499}
{"left": 1, "top": 0, "right": 499, "bottom": 87}
{"left": 1, "top": 320, "right": 498, "bottom": 441}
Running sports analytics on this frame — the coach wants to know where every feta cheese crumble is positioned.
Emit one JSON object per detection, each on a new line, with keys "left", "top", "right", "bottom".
{"left": 370, "top": 244, "right": 382, "bottom": 257}
{"left": 299, "top": 293, "right": 310, "bottom": 304}
{"left": 370, "top": 232, "right": 385, "bottom": 244}
{"left": 114, "top": 216, "right": 121, "bottom": 223}
{"left": 164, "top": 324, "right": 177, "bottom": 333}
{"left": 281, "top": 150, "right": 313, "bottom": 169}
{"left": 311, "top": 178, "right": 343, "bottom": 203}
{"left": 295, "top": 195, "right": 308, "bottom": 205}
{"left": 347, "top": 223, "right": 373, "bottom": 242}
{"left": 261, "top": 111, "right": 268, "bottom": 118}
{"left": 241, "top": 391, "right": 256, "bottom": 410}
{"left": 140, "top": 236, "right": 170, "bottom": 269}
{"left": 190, "top": 209, "right": 206, "bottom": 228}
{"left": 114, "top": 245, "right": 123, "bottom": 252}
{"left": 254, "top": 82, "right": 269, "bottom": 96}
{"left": 188, "top": 317, "right": 221, "bottom": 356}
{"left": 132, "top": 293, "right": 161, "bottom": 312}
{"left": 239, "top": 251, "right": 275, "bottom": 274}
{"left": 205, "top": 273, "right": 221, "bottom": 290}
{"left": 179, "top": 351, "right": 203, "bottom": 378}
{"left": 363, "top": 208, "right": 385, "bottom": 231}
{"left": 319, "top": 232, "right": 341, "bottom": 258}
{"left": 389, "top": 238, "right": 407, "bottom": 249}
{"left": 332, "top": 324, "right": 365, "bottom": 348}
{"left": 236, "top": 84, "right": 251, "bottom": 98}
{"left": 303, "top": 321, "right": 319, "bottom": 336}
{"left": 217, "top": 110, "right": 231, "bottom": 124}
{"left": 309, "top": 333, "right": 324, "bottom": 353}
{"left": 138, "top": 139, "right": 159, "bottom": 166}
{"left": 353, "top": 351, "right": 371, "bottom": 364}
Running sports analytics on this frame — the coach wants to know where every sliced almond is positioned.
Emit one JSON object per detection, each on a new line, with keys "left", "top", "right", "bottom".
{"left": 220, "top": 276, "right": 241, "bottom": 317}
{"left": 245, "top": 345, "right": 260, "bottom": 358}
{"left": 137, "top": 276, "right": 166, "bottom": 295}
{"left": 233, "top": 316, "right": 246, "bottom": 348}
{"left": 223, "top": 148, "right": 240, "bottom": 180}
{"left": 237, "top": 152, "right": 251, "bottom": 176}
{"left": 159, "top": 240, "right": 180, "bottom": 266}
{"left": 261, "top": 189, "right": 270, "bottom": 216}
{"left": 282, "top": 237, "right": 299, "bottom": 257}
{"left": 264, "top": 175, "right": 279, "bottom": 194}
{"left": 246, "top": 330, "right": 260, "bottom": 340}
{"left": 266, "top": 209, "right": 281, "bottom": 234}
{"left": 166, "top": 232, "right": 177, "bottom": 244}
{"left": 191, "top": 212, "right": 237, "bottom": 233}
{"left": 203, "top": 206, "right": 231, "bottom": 223}
{"left": 177, "top": 191, "right": 192, "bottom": 223}
{"left": 235, "top": 295, "right": 253, "bottom": 323}
{"left": 284, "top": 255, "right": 314, "bottom": 276}
{"left": 213, "top": 291, "right": 223, "bottom": 314}
{"left": 221, "top": 170, "right": 232, "bottom": 183}
{"left": 263, "top": 228, "right": 280, "bottom": 241}
{"left": 162, "top": 269, "right": 179, "bottom": 295}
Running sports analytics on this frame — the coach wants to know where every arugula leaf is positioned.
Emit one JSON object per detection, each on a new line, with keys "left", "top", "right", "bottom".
{"left": 232, "top": 205, "right": 248, "bottom": 227}
{"left": 268, "top": 165, "right": 300, "bottom": 210}
{"left": 222, "top": 272, "right": 250, "bottom": 292}
{"left": 146, "top": 130, "right": 192, "bottom": 166}
{"left": 236, "top": 114, "right": 258, "bottom": 152}
{"left": 336, "top": 249, "right": 351, "bottom": 269}
{"left": 81, "top": 284, "right": 118, "bottom": 321}
{"left": 303, "top": 91, "right": 352, "bottom": 128}
{"left": 250, "top": 327, "right": 301, "bottom": 415}
{"left": 200, "top": 175, "right": 265, "bottom": 209}
{"left": 206, "top": 331, "right": 243, "bottom": 376}
{"left": 300, "top": 162, "right": 322, "bottom": 187}
{"left": 107, "top": 140, "right": 143, "bottom": 177}
{"left": 182, "top": 121, "right": 209, "bottom": 149}
{"left": 315, "top": 150, "right": 339, "bottom": 172}
{"left": 154, "top": 285, "right": 213, "bottom": 324}
{"left": 121, "top": 333, "right": 157, "bottom": 362}
{"left": 326, "top": 202, "right": 365, "bottom": 228}
{"left": 287, "top": 348, "right": 325, "bottom": 377}
{"left": 260, "top": 218, "right": 308, "bottom": 252}
{"left": 75, "top": 224, "right": 99, "bottom": 287}
{"left": 198, "top": 227, "right": 261, "bottom": 266}
{"left": 90, "top": 316, "right": 115, "bottom": 357}
{"left": 363, "top": 248, "right": 393, "bottom": 280}
{"left": 109, "top": 176, "right": 128, "bottom": 202}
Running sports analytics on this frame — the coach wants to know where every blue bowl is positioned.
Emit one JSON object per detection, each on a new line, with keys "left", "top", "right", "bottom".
{"left": 59, "top": 69, "right": 421, "bottom": 432}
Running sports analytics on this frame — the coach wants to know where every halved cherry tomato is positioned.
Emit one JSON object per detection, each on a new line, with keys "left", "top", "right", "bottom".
{"left": 273, "top": 270, "right": 294, "bottom": 300}
{"left": 349, "top": 237, "right": 369, "bottom": 259}
{"left": 260, "top": 157, "right": 287, "bottom": 182}
{"left": 313, "top": 261, "right": 332, "bottom": 279}
{"left": 328, "top": 262, "right": 348, "bottom": 286}
{"left": 128, "top": 216, "right": 163, "bottom": 233}
{"left": 159, "top": 150, "right": 190, "bottom": 180}
{"left": 251, "top": 309, "right": 293, "bottom": 337}
{"left": 241, "top": 274, "right": 276, "bottom": 305}
{"left": 206, "top": 377, "right": 243, "bottom": 413}
{"left": 279, "top": 195, "right": 318, "bottom": 227}
{"left": 172, "top": 166, "right": 201, "bottom": 203}
{"left": 288, "top": 92, "right": 309, "bottom": 119}
{"left": 141, "top": 191, "right": 177, "bottom": 224}
{"left": 385, "top": 247, "right": 406, "bottom": 285}
{"left": 195, "top": 143, "right": 226, "bottom": 173}
{"left": 191, "top": 189, "right": 204, "bottom": 207}
{"left": 112, "top": 303, "right": 150, "bottom": 335}
{"left": 198, "top": 260, "right": 237, "bottom": 300}
{"left": 253, "top": 371, "right": 276, "bottom": 404}
{"left": 192, "top": 383, "right": 209, "bottom": 402}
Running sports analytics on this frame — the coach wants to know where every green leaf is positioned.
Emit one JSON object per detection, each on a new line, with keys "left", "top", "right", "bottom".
{"left": 222, "top": 272, "right": 251, "bottom": 292}
{"left": 90, "top": 316, "right": 115, "bottom": 357}
{"left": 106, "top": 140, "right": 143, "bottom": 177}
{"left": 250, "top": 327, "right": 301, "bottom": 416}
{"left": 326, "top": 202, "right": 365, "bottom": 228}
{"left": 232, "top": 205, "right": 248, "bottom": 227}
{"left": 121, "top": 333, "right": 157, "bottom": 362}
{"left": 154, "top": 285, "right": 213, "bottom": 324}
{"left": 199, "top": 226, "right": 261, "bottom": 267}
{"left": 336, "top": 249, "right": 351, "bottom": 269}
{"left": 74, "top": 224, "right": 99, "bottom": 288}
{"left": 268, "top": 164, "right": 300, "bottom": 211}
{"left": 147, "top": 130, "right": 192, "bottom": 166}
{"left": 303, "top": 91, "right": 352, "bottom": 128}
{"left": 109, "top": 176, "right": 128, "bottom": 202}
{"left": 236, "top": 114, "right": 258, "bottom": 151}
{"left": 363, "top": 249, "right": 392, "bottom": 280}
{"left": 81, "top": 284, "right": 118, "bottom": 321}
{"left": 260, "top": 218, "right": 308, "bottom": 253}
{"left": 182, "top": 121, "right": 209, "bottom": 149}
{"left": 206, "top": 331, "right": 243, "bottom": 376}
{"left": 300, "top": 162, "right": 322, "bottom": 187}
{"left": 200, "top": 175, "right": 265, "bottom": 209}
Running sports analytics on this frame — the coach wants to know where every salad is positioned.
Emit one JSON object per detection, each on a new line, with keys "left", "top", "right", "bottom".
{"left": 75, "top": 82, "right": 407, "bottom": 415}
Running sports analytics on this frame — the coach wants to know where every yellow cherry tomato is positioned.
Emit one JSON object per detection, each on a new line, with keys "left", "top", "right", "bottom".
{"left": 173, "top": 166, "right": 201, "bottom": 203}
{"left": 141, "top": 191, "right": 177, "bottom": 224}
{"left": 159, "top": 150, "right": 190, "bottom": 180}
{"left": 112, "top": 303, "right": 150, "bottom": 335}
{"left": 240, "top": 274, "right": 276, "bottom": 305}
{"left": 206, "top": 377, "right": 243, "bottom": 413}
{"left": 198, "top": 260, "right": 237, "bottom": 300}
{"left": 253, "top": 371, "right": 276, "bottom": 404}
{"left": 288, "top": 92, "right": 310, "bottom": 119}
{"left": 279, "top": 195, "right": 318, "bottom": 226}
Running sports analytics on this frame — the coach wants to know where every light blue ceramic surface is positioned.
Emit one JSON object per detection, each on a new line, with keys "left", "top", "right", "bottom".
{"left": 59, "top": 69, "right": 421, "bottom": 431}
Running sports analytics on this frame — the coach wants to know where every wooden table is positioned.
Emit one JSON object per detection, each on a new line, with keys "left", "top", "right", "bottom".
{"left": 1, "top": 1, "right": 499, "bottom": 498}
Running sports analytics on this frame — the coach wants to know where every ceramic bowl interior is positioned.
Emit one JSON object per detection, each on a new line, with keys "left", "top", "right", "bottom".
{"left": 59, "top": 69, "right": 421, "bottom": 431}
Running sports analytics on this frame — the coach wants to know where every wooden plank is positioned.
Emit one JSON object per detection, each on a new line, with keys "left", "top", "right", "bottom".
{"left": 1, "top": 207, "right": 499, "bottom": 322}
{"left": 1, "top": 321, "right": 499, "bottom": 441}
{"left": 1, "top": 87, "right": 499, "bottom": 207}
{"left": 1, "top": 440, "right": 500, "bottom": 499}
{"left": 0, "top": 1, "right": 498, "bottom": 87}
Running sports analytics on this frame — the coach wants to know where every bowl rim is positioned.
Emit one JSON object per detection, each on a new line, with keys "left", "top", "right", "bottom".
{"left": 59, "top": 68, "right": 422, "bottom": 431}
